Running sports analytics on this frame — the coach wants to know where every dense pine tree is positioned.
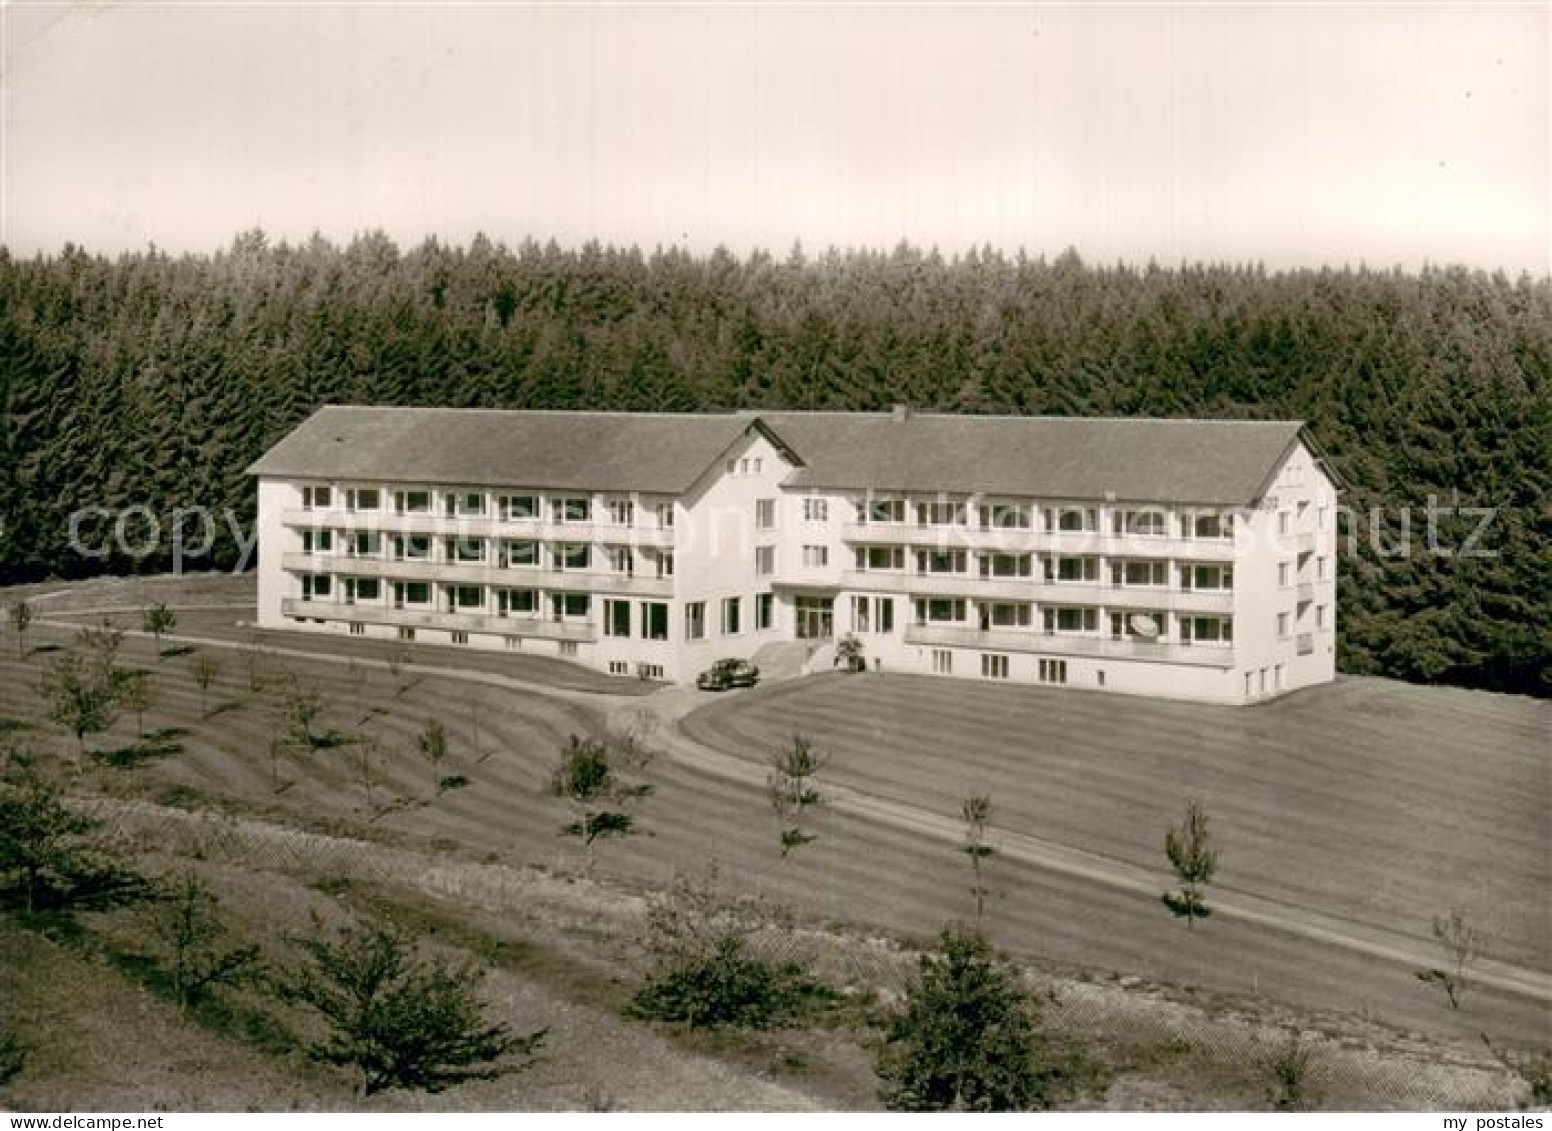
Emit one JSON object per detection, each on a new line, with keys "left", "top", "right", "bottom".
{"left": 0, "top": 236, "right": 1546, "bottom": 696}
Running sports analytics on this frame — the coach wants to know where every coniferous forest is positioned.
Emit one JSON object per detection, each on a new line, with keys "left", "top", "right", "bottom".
{"left": 0, "top": 233, "right": 1546, "bottom": 696}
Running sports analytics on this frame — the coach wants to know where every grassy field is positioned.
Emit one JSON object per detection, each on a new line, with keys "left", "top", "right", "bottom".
{"left": 1, "top": 574, "right": 1548, "bottom": 1108}
{"left": 685, "top": 672, "right": 1552, "bottom": 971}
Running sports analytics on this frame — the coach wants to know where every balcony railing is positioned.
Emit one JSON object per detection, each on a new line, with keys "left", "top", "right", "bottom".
{"left": 838, "top": 570, "right": 1234, "bottom": 613}
{"left": 839, "top": 523, "right": 1237, "bottom": 561}
{"left": 901, "top": 624, "right": 1236, "bottom": 668}
{"left": 279, "top": 598, "right": 599, "bottom": 642}
{"left": 1296, "top": 581, "right": 1314, "bottom": 603}
{"left": 280, "top": 552, "right": 674, "bottom": 598}
{"left": 281, "top": 508, "right": 675, "bottom": 548}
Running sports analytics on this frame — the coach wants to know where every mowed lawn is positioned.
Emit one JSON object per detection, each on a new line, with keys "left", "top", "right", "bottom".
{"left": 685, "top": 673, "right": 1552, "bottom": 971}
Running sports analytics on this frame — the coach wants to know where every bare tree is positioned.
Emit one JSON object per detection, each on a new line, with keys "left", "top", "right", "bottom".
{"left": 767, "top": 732, "right": 828, "bottom": 859}
{"left": 1416, "top": 909, "right": 1484, "bottom": 1010}
{"left": 961, "top": 795, "right": 996, "bottom": 924}
{"left": 1162, "top": 799, "right": 1218, "bottom": 928}
{"left": 7, "top": 601, "right": 32, "bottom": 661}
{"left": 190, "top": 653, "right": 221, "bottom": 716}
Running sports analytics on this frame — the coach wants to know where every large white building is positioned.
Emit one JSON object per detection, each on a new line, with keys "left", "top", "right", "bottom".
{"left": 248, "top": 405, "right": 1340, "bottom": 704}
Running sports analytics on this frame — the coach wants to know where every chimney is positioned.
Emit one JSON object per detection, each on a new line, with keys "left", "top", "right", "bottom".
{"left": 891, "top": 403, "right": 911, "bottom": 422}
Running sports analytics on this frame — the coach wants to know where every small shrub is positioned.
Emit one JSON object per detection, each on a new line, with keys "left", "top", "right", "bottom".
{"left": 1264, "top": 1032, "right": 1319, "bottom": 1111}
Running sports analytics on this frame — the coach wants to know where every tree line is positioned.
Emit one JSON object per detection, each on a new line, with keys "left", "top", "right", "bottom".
{"left": 0, "top": 233, "right": 1546, "bottom": 695}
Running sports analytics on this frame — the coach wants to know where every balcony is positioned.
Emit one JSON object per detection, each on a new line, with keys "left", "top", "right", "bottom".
{"left": 279, "top": 598, "right": 599, "bottom": 642}
{"left": 1296, "top": 581, "right": 1315, "bottom": 603}
{"left": 839, "top": 523, "right": 1237, "bottom": 561}
{"left": 1296, "top": 632, "right": 1315, "bottom": 656}
{"left": 839, "top": 570, "right": 1234, "bottom": 613}
{"left": 280, "top": 552, "right": 674, "bottom": 598}
{"left": 902, "top": 624, "right": 1236, "bottom": 668}
{"left": 1296, "top": 532, "right": 1316, "bottom": 554}
{"left": 281, "top": 509, "right": 675, "bottom": 548}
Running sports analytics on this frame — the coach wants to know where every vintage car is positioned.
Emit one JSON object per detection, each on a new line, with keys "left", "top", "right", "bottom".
{"left": 695, "top": 658, "right": 761, "bottom": 691}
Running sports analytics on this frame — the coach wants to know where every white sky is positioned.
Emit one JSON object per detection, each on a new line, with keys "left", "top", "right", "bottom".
{"left": 1, "top": 2, "right": 1546, "bottom": 272}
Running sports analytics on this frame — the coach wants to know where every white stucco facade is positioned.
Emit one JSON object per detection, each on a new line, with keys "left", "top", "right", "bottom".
{"left": 252, "top": 411, "right": 1338, "bottom": 704}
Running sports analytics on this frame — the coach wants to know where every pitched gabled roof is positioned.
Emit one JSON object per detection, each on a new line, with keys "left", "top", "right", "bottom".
{"left": 249, "top": 405, "right": 1309, "bottom": 507}
{"left": 762, "top": 412, "right": 1305, "bottom": 506}
{"left": 245, "top": 405, "right": 774, "bottom": 494}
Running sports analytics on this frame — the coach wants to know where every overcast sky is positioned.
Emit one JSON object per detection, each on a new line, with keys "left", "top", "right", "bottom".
{"left": 1, "top": 2, "right": 1546, "bottom": 272}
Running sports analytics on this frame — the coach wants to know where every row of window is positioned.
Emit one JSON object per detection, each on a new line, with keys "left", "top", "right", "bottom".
{"left": 1277, "top": 557, "right": 1332, "bottom": 586}
{"left": 857, "top": 500, "right": 1237, "bottom": 539}
{"left": 910, "top": 598, "right": 1235, "bottom": 643}
{"left": 1276, "top": 605, "right": 1330, "bottom": 635}
{"left": 299, "top": 485, "right": 674, "bottom": 528}
{"left": 683, "top": 594, "right": 777, "bottom": 639}
{"left": 928, "top": 651, "right": 1069, "bottom": 685}
{"left": 302, "top": 531, "right": 674, "bottom": 576}
{"left": 852, "top": 547, "right": 1235, "bottom": 590}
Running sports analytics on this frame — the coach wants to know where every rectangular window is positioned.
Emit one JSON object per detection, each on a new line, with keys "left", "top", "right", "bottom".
{"left": 917, "top": 549, "right": 967, "bottom": 574}
{"left": 979, "top": 503, "right": 1031, "bottom": 530}
{"left": 1275, "top": 663, "right": 1285, "bottom": 690}
{"left": 638, "top": 662, "right": 665, "bottom": 680}
{"left": 393, "top": 580, "right": 431, "bottom": 608}
{"left": 608, "top": 499, "right": 635, "bottom": 526}
{"left": 1279, "top": 511, "right": 1291, "bottom": 536}
{"left": 395, "top": 489, "right": 431, "bottom": 514}
{"left": 656, "top": 550, "right": 675, "bottom": 578}
{"left": 301, "top": 529, "right": 333, "bottom": 555}
{"left": 852, "top": 595, "right": 870, "bottom": 634}
{"left": 1038, "top": 659, "right": 1068, "bottom": 684}
{"left": 802, "top": 497, "right": 829, "bottom": 522}
{"left": 346, "top": 487, "right": 380, "bottom": 512}
{"left": 501, "top": 495, "right": 538, "bottom": 521}
{"left": 857, "top": 546, "right": 905, "bottom": 571}
{"left": 446, "top": 538, "right": 487, "bottom": 564}
{"left": 556, "top": 543, "right": 591, "bottom": 571}
{"left": 918, "top": 500, "right": 967, "bottom": 526}
{"left": 302, "top": 574, "right": 332, "bottom": 600}
{"left": 1278, "top": 612, "right": 1291, "bottom": 638}
{"left": 1113, "top": 560, "right": 1167, "bottom": 587}
{"left": 604, "top": 599, "right": 632, "bottom": 638}
{"left": 1317, "top": 556, "right": 1329, "bottom": 581}
{"left": 916, "top": 598, "right": 967, "bottom": 624}
{"left": 1045, "top": 606, "right": 1099, "bottom": 634}
{"left": 609, "top": 661, "right": 629, "bottom": 676}
{"left": 301, "top": 485, "right": 332, "bottom": 510}
{"left": 1110, "top": 610, "right": 1166, "bottom": 639}
{"left": 447, "top": 584, "right": 483, "bottom": 611}
{"left": 981, "top": 654, "right": 1009, "bottom": 679}
{"left": 1259, "top": 667, "right": 1269, "bottom": 694}
{"left": 501, "top": 540, "right": 539, "bottom": 568}
{"left": 388, "top": 534, "right": 427, "bottom": 561}
{"left": 496, "top": 588, "right": 537, "bottom": 617}
{"left": 722, "top": 597, "right": 742, "bottom": 635}
{"left": 979, "top": 553, "right": 1032, "bottom": 578}
{"left": 1180, "top": 615, "right": 1233, "bottom": 644}
{"left": 865, "top": 498, "right": 906, "bottom": 524}
{"left": 642, "top": 602, "right": 669, "bottom": 641}
{"left": 656, "top": 502, "right": 675, "bottom": 529}
{"left": 553, "top": 497, "right": 591, "bottom": 524}
{"left": 756, "top": 593, "right": 774, "bottom": 631}
{"left": 685, "top": 601, "right": 706, "bottom": 640}
{"left": 1182, "top": 564, "right": 1234, "bottom": 592}
{"left": 802, "top": 545, "right": 829, "bottom": 569}
{"left": 931, "top": 649, "right": 953, "bottom": 675}
{"left": 1053, "top": 507, "right": 1097, "bottom": 533}
{"left": 1279, "top": 561, "right": 1292, "bottom": 587}
{"left": 559, "top": 640, "right": 579, "bottom": 657}
{"left": 1189, "top": 513, "right": 1234, "bottom": 539}
{"left": 451, "top": 631, "right": 469, "bottom": 646}
{"left": 552, "top": 592, "right": 590, "bottom": 619}
{"left": 986, "top": 602, "right": 1031, "bottom": 628}
{"left": 755, "top": 546, "right": 775, "bottom": 576}
{"left": 1047, "top": 556, "right": 1099, "bottom": 583}
{"left": 398, "top": 627, "right": 416, "bottom": 641}
{"left": 349, "top": 530, "right": 382, "bottom": 557}
{"left": 608, "top": 546, "right": 635, "bottom": 575}
{"left": 876, "top": 597, "right": 894, "bottom": 634}
{"left": 451, "top": 492, "right": 485, "bottom": 516}
{"left": 756, "top": 499, "right": 777, "bottom": 530}
{"left": 349, "top": 622, "right": 365, "bottom": 636}
{"left": 1245, "top": 672, "right": 1255, "bottom": 698}
{"left": 1115, "top": 509, "right": 1167, "bottom": 537}
{"left": 1316, "top": 604, "right": 1328, "bottom": 630}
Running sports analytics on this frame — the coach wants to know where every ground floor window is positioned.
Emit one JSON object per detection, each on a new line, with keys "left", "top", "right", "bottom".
{"left": 504, "top": 637, "right": 523, "bottom": 651}
{"left": 685, "top": 601, "right": 706, "bottom": 640}
{"left": 722, "top": 597, "right": 742, "bottom": 636}
{"left": 348, "top": 623, "right": 365, "bottom": 636}
{"left": 608, "top": 661, "right": 629, "bottom": 675}
{"left": 344, "top": 577, "right": 381, "bottom": 604}
{"left": 559, "top": 640, "right": 578, "bottom": 656}
{"left": 397, "top": 627, "right": 415, "bottom": 642}
{"left": 451, "top": 631, "right": 469, "bottom": 646}
{"left": 1038, "top": 658, "right": 1067, "bottom": 684}
{"left": 637, "top": 663, "right": 665, "bottom": 680}
{"left": 981, "top": 654, "right": 1009, "bottom": 679}
{"left": 302, "top": 574, "right": 332, "bottom": 601}
{"left": 642, "top": 602, "right": 669, "bottom": 641}
{"left": 756, "top": 592, "right": 774, "bottom": 631}
{"left": 931, "top": 649, "right": 953, "bottom": 674}
{"left": 605, "top": 599, "right": 632, "bottom": 638}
